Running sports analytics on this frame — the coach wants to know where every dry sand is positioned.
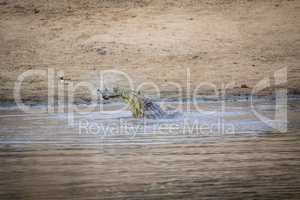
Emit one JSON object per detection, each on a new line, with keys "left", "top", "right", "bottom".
{"left": 0, "top": 0, "right": 300, "bottom": 102}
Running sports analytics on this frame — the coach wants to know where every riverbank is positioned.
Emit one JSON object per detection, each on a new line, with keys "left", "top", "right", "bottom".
{"left": 1, "top": 0, "right": 300, "bottom": 102}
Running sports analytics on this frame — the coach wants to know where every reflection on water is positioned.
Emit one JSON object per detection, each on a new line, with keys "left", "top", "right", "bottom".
{"left": 0, "top": 100, "right": 300, "bottom": 199}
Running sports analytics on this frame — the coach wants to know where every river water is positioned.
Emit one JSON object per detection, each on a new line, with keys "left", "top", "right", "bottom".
{"left": 0, "top": 99, "right": 300, "bottom": 199}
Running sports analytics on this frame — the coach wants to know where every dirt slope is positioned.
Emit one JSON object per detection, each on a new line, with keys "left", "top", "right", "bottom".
{"left": 0, "top": 0, "right": 300, "bottom": 102}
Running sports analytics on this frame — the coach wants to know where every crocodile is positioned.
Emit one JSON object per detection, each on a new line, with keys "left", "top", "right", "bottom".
{"left": 99, "top": 88, "right": 167, "bottom": 119}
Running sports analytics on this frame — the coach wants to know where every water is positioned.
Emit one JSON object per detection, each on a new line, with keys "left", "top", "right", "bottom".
{"left": 0, "top": 100, "right": 300, "bottom": 199}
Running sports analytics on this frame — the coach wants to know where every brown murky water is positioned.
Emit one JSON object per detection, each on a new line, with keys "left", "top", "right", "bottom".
{"left": 1, "top": 100, "right": 300, "bottom": 199}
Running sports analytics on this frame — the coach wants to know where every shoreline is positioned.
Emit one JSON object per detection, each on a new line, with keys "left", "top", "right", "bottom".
{"left": 1, "top": 94, "right": 300, "bottom": 110}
